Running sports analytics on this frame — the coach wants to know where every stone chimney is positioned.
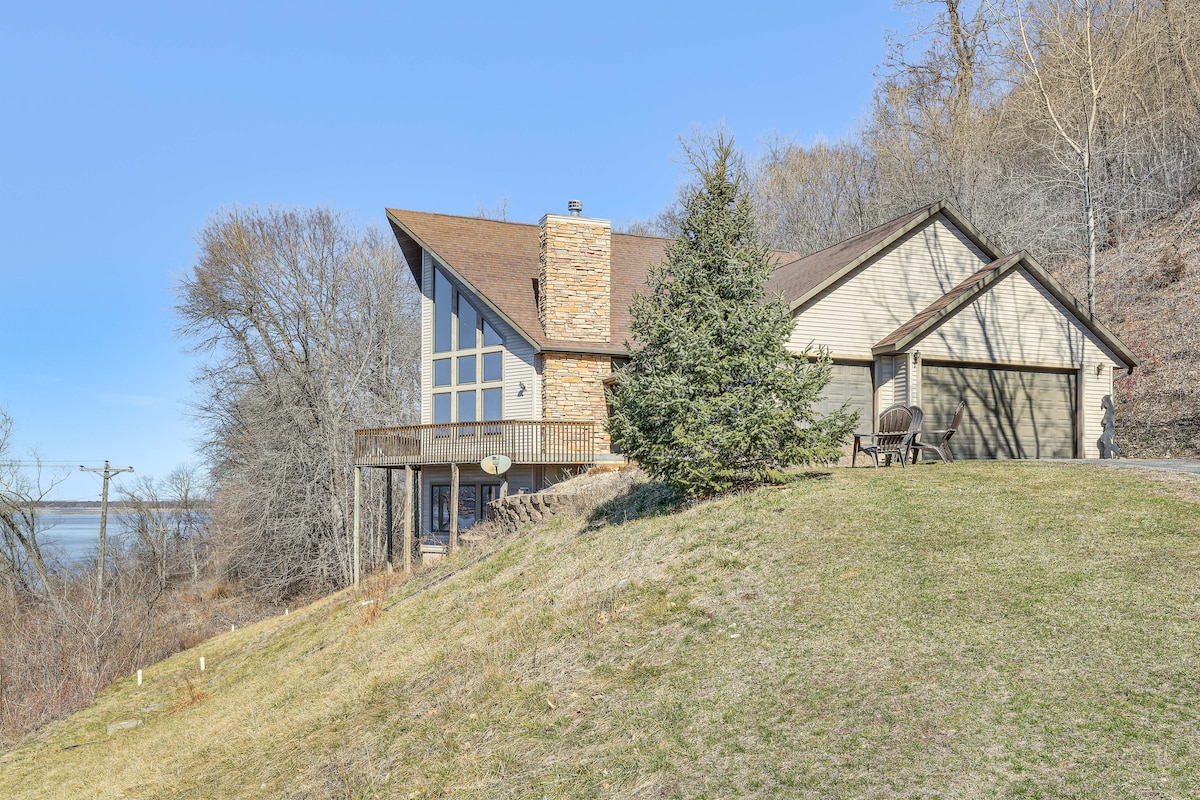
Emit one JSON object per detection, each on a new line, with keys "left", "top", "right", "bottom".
{"left": 538, "top": 201, "right": 611, "bottom": 342}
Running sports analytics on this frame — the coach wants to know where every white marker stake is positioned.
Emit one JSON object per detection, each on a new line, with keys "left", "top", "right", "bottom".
{"left": 231, "top": 624, "right": 235, "bottom": 632}
{"left": 200, "top": 656, "right": 206, "bottom": 672}
{"left": 137, "top": 669, "right": 143, "bottom": 686}
{"left": 285, "top": 608, "right": 289, "bottom": 616}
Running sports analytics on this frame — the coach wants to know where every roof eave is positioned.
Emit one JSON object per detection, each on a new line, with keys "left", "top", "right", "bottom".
{"left": 789, "top": 200, "right": 1007, "bottom": 313}
{"left": 541, "top": 342, "right": 629, "bottom": 357}
{"left": 384, "top": 208, "right": 545, "bottom": 352}
{"left": 872, "top": 252, "right": 1140, "bottom": 370}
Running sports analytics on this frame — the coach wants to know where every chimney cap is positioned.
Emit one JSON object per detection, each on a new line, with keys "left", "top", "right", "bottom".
{"left": 567, "top": 199, "right": 583, "bottom": 216}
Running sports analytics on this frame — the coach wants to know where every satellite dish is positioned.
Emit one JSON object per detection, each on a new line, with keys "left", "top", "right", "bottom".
{"left": 480, "top": 454, "right": 512, "bottom": 475}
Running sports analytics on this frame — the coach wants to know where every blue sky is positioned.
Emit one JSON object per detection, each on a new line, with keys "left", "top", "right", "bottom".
{"left": 0, "top": 0, "right": 906, "bottom": 501}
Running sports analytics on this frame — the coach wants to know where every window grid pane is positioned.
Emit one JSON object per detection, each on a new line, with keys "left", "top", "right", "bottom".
{"left": 433, "top": 358, "right": 451, "bottom": 387}
{"left": 482, "top": 352, "right": 502, "bottom": 382}
{"left": 482, "top": 320, "right": 502, "bottom": 347}
{"left": 433, "top": 393, "right": 451, "bottom": 423}
{"left": 434, "top": 270, "right": 452, "bottom": 353}
{"left": 458, "top": 391, "right": 477, "bottom": 423}
{"left": 457, "top": 297, "right": 478, "bottom": 350}
{"left": 432, "top": 485, "right": 450, "bottom": 532}
{"left": 457, "top": 486, "right": 477, "bottom": 531}
{"left": 482, "top": 387, "right": 502, "bottom": 421}
{"left": 457, "top": 355, "right": 477, "bottom": 385}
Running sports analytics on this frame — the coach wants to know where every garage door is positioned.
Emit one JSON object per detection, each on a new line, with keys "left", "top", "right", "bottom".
{"left": 923, "top": 364, "right": 1077, "bottom": 459}
{"left": 817, "top": 362, "right": 873, "bottom": 432}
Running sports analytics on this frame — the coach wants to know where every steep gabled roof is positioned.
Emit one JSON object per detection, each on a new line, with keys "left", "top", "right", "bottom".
{"left": 873, "top": 251, "right": 1140, "bottom": 369}
{"left": 766, "top": 201, "right": 1004, "bottom": 311}
{"left": 386, "top": 202, "right": 1135, "bottom": 368}
{"left": 387, "top": 210, "right": 545, "bottom": 350}
{"left": 386, "top": 207, "right": 796, "bottom": 353}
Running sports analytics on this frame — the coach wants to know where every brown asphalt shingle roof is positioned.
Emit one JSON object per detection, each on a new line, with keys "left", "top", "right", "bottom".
{"left": 386, "top": 204, "right": 1137, "bottom": 368}
{"left": 386, "top": 208, "right": 799, "bottom": 352}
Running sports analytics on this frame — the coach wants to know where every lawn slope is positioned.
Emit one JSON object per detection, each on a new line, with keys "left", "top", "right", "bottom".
{"left": 2, "top": 463, "right": 1199, "bottom": 799}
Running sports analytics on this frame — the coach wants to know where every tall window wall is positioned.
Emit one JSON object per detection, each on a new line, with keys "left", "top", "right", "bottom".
{"left": 432, "top": 266, "right": 504, "bottom": 429}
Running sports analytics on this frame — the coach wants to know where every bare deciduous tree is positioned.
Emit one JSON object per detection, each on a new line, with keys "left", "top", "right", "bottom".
{"left": 1004, "top": 0, "right": 1151, "bottom": 314}
{"left": 0, "top": 409, "right": 68, "bottom": 599}
{"left": 753, "top": 137, "right": 879, "bottom": 256}
{"left": 177, "top": 207, "right": 420, "bottom": 600}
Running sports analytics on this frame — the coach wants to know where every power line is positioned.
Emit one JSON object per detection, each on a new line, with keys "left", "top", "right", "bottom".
{"left": 5, "top": 461, "right": 117, "bottom": 467}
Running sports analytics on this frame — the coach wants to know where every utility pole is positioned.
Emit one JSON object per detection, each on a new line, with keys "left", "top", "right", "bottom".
{"left": 80, "top": 460, "right": 134, "bottom": 597}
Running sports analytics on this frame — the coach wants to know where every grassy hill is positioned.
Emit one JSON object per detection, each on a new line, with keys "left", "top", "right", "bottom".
{"left": 2, "top": 463, "right": 1199, "bottom": 798}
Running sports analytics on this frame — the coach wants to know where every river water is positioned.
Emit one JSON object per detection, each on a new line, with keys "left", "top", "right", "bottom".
{"left": 35, "top": 512, "right": 130, "bottom": 564}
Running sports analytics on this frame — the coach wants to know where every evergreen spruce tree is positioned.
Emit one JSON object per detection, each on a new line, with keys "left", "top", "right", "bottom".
{"left": 607, "top": 135, "right": 856, "bottom": 496}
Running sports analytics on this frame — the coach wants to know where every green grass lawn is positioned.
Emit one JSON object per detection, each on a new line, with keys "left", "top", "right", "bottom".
{"left": 2, "top": 462, "right": 1199, "bottom": 799}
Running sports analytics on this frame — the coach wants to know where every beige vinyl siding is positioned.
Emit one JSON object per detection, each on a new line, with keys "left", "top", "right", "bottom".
{"left": 788, "top": 215, "right": 990, "bottom": 357}
{"left": 1080, "top": 364, "right": 1115, "bottom": 459}
{"left": 503, "top": 341, "right": 537, "bottom": 421}
{"left": 897, "top": 356, "right": 914, "bottom": 407}
{"left": 911, "top": 268, "right": 1123, "bottom": 369}
{"left": 420, "top": 252, "right": 537, "bottom": 424}
{"left": 876, "top": 356, "right": 896, "bottom": 412}
{"left": 875, "top": 355, "right": 909, "bottom": 412}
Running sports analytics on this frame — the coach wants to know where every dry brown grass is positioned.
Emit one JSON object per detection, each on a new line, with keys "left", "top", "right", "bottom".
{"left": 351, "top": 571, "right": 402, "bottom": 631}
{"left": 2, "top": 463, "right": 1199, "bottom": 798}
{"left": 169, "top": 670, "right": 209, "bottom": 712}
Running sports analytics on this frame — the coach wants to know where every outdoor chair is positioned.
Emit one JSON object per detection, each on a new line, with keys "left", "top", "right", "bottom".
{"left": 853, "top": 404, "right": 921, "bottom": 468}
{"left": 914, "top": 401, "right": 966, "bottom": 463}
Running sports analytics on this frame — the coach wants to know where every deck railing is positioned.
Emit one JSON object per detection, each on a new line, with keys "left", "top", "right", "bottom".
{"left": 354, "top": 420, "right": 596, "bottom": 467}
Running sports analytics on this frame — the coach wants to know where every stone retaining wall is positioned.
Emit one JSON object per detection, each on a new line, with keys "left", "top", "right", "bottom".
{"left": 486, "top": 492, "right": 588, "bottom": 532}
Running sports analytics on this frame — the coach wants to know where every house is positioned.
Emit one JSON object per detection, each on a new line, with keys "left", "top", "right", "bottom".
{"left": 351, "top": 199, "right": 1138, "bottom": 563}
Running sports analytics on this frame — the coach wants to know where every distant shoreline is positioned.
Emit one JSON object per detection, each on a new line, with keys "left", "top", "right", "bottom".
{"left": 39, "top": 503, "right": 212, "bottom": 514}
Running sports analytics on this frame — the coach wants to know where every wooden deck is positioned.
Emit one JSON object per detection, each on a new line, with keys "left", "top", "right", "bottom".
{"left": 354, "top": 420, "right": 596, "bottom": 467}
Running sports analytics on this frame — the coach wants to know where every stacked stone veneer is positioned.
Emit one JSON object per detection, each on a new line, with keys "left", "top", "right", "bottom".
{"left": 542, "top": 352, "right": 613, "bottom": 454}
{"left": 538, "top": 214, "right": 611, "bottom": 342}
{"left": 486, "top": 492, "right": 588, "bottom": 533}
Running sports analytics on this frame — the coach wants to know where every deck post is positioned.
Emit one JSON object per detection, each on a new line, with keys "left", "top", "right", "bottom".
{"left": 352, "top": 466, "right": 362, "bottom": 587}
{"left": 385, "top": 469, "right": 393, "bottom": 572}
{"left": 449, "top": 462, "right": 459, "bottom": 554}
{"left": 402, "top": 465, "right": 413, "bottom": 573}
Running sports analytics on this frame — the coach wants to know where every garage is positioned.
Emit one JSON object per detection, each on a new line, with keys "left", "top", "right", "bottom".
{"left": 922, "top": 364, "right": 1077, "bottom": 459}
{"left": 817, "top": 362, "right": 873, "bottom": 432}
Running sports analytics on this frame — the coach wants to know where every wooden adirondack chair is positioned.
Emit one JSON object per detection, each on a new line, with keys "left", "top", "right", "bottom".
{"left": 914, "top": 401, "right": 966, "bottom": 463}
{"left": 853, "top": 404, "right": 921, "bottom": 468}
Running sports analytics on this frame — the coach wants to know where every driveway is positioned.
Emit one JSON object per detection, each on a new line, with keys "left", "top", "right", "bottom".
{"left": 1085, "top": 459, "right": 1200, "bottom": 476}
